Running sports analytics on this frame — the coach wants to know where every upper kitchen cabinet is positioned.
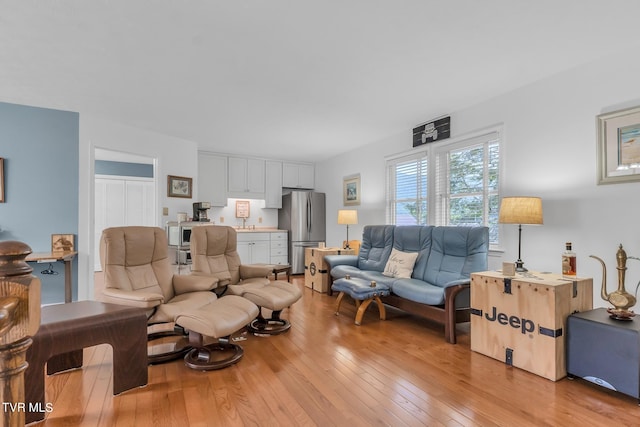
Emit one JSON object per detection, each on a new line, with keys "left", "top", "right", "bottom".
{"left": 265, "top": 160, "right": 283, "bottom": 209}
{"left": 282, "top": 162, "right": 314, "bottom": 189}
{"left": 228, "top": 157, "right": 265, "bottom": 198}
{"left": 198, "top": 152, "right": 228, "bottom": 207}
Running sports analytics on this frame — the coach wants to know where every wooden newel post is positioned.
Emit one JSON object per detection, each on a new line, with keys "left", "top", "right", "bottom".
{"left": 0, "top": 241, "right": 41, "bottom": 427}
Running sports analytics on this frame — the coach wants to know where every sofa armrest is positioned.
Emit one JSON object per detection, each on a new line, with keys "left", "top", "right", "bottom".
{"left": 102, "top": 287, "right": 164, "bottom": 308}
{"left": 173, "top": 274, "right": 219, "bottom": 294}
{"left": 443, "top": 279, "right": 471, "bottom": 308}
{"left": 443, "top": 280, "right": 471, "bottom": 344}
{"left": 324, "top": 254, "right": 358, "bottom": 271}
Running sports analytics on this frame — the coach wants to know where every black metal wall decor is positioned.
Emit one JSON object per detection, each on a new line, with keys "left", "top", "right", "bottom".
{"left": 412, "top": 116, "right": 451, "bottom": 147}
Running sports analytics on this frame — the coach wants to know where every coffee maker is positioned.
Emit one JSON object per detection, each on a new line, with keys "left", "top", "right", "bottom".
{"left": 192, "top": 202, "right": 211, "bottom": 222}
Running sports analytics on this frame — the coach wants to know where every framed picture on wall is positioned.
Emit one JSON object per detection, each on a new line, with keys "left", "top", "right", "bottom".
{"left": 167, "top": 175, "right": 193, "bottom": 198}
{"left": 597, "top": 105, "right": 640, "bottom": 184}
{"left": 0, "top": 157, "right": 4, "bottom": 203}
{"left": 235, "top": 200, "right": 250, "bottom": 218}
{"left": 343, "top": 174, "right": 361, "bottom": 206}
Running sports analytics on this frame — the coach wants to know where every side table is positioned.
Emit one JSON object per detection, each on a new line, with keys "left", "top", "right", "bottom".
{"left": 470, "top": 270, "right": 592, "bottom": 381}
{"left": 567, "top": 308, "right": 640, "bottom": 401}
{"left": 25, "top": 301, "right": 148, "bottom": 423}
{"left": 26, "top": 251, "right": 77, "bottom": 303}
{"left": 304, "top": 247, "right": 355, "bottom": 293}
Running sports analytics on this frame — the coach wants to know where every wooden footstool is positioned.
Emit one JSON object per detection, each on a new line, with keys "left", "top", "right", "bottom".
{"left": 331, "top": 277, "right": 391, "bottom": 325}
{"left": 25, "top": 301, "right": 148, "bottom": 423}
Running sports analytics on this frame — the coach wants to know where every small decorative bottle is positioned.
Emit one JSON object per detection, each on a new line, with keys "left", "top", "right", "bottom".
{"left": 562, "top": 242, "right": 577, "bottom": 278}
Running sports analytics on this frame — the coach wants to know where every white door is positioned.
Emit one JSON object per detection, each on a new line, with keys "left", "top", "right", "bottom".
{"left": 94, "top": 176, "right": 155, "bottom": 270}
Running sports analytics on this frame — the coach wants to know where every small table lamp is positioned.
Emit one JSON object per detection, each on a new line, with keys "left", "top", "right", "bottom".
{"left": 337, "top": 210, "right": 358, "bottom": 249}
{"left": 498, "top": 196, "right": 543, "bottom": 272}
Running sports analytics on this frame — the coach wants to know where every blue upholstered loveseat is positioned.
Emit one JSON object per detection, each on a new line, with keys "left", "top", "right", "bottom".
{"left": 325, "top": 225, "right": 489, "bottom": 343}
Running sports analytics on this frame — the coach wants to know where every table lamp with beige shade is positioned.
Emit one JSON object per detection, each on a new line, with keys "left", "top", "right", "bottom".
{"left": 337, "top": 209, "right": 358, "bottom": 250}
{"left": 498, "top": 196, "right": 543, "bottom": 272}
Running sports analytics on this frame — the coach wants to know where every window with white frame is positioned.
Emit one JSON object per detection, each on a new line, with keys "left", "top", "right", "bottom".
{"left": 386, "top": 153, "right": 428, "bottom": 225}
{"left": 386, "top": 128, "right": 501, "bottom": 246}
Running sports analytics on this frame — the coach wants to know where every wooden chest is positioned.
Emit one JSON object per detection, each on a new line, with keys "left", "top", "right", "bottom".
{"left": 470, "top": 270, "right": 593, "bottom": 381}
{"left": 304, "top": 247, "right": 354, "bottom": 293}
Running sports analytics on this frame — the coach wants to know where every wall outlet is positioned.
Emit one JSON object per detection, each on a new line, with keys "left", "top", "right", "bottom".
{"left": 258, "top": 217, "right": 262, "bottom": 223}
{"left": 162, "top": 207, "right": 169, "bottom": 216}
{"left": 220, "top": 217, "right": 224, "bottom": 223}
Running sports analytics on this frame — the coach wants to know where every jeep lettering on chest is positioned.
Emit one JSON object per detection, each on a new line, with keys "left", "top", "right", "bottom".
{"left": 484, "top": 306, "right": 535, "bottom": 335}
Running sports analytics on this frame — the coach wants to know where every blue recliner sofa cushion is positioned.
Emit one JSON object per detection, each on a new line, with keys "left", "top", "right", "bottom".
{"left": 391, "top": 226, "right": 489, "bottom": 305}
{"left": 392, "top": 225, "right": 433, "bottom": 279}
{"left": 423, "top": 226, "right": 489, "bottom": 287}
{"left": 357, "top": 225, "right": 394, "bottom": 272}
{"left": 390, "top": 278, "right": 447, "bottom": 305}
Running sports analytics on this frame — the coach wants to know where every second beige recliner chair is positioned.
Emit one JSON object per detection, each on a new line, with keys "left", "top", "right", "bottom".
{"left": 190, "top": 225, "right": 302, "bottom": 335}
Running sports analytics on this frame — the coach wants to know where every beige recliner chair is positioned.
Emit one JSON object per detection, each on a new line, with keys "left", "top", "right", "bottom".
{"left": 100, "top": 226, "right": 258, "bottom": 370}
{"left": 190, "top": 225, "right": 302, "bottom": 335}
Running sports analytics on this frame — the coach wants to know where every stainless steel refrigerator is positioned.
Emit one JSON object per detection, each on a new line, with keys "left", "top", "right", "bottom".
{"left": 278, "top": 191, "right": 326, "bottom": 274}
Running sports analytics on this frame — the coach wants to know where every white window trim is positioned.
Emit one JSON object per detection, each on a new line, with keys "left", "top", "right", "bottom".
{"left": 385, "top": 124, "right": 504, "bottom": 249}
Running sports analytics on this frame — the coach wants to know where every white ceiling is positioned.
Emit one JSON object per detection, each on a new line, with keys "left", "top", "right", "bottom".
{"left": 2, "top": 1, "right": 640, "bottom": 162}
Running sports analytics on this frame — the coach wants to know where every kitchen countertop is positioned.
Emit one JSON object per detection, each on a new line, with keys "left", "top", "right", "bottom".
{"left": 234, "top": 227, "right": 287, "bottom": 233}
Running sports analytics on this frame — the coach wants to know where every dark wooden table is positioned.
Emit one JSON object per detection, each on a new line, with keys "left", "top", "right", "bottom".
{"left": 25, "top": 301, "right": 148, "bottom": 423}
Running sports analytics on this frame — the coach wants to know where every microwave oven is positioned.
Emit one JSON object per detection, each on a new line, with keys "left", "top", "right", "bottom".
{"left": 167, "top": 223, "right": 193, "bottom": 247}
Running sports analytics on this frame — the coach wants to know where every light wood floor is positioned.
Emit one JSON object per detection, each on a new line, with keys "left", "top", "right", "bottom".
{"left": 36, "top": 275, "right": 639, "bottom": 426}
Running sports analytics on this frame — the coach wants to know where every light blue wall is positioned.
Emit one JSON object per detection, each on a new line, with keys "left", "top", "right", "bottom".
{"left": 0, "top": 101, "right": 79, "bottom": 304}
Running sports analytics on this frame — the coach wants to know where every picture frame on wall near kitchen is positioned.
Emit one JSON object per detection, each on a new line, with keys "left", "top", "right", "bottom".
{"left": 343, "top": 174, "right": 361, "bottom": 206}
{"left": 167, "top": 175, "right": 193, "bottom": 198}
{"left": 597, "top": 105, "right": 640, "bottom": 184}
{"left": 235, "top": 200, "right": 250, "bottom": 218}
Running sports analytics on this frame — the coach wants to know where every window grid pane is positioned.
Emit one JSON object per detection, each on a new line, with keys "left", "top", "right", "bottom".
{"left": 445, "top": 139, "right": 500, "bottom": 245}
{"left": 389, "top": 155, "right": 428, "bottom": 225}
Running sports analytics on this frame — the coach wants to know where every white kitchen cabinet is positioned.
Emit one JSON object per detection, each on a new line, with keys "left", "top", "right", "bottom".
{"left": 228, "top": 157, "right": 265, "bottom": 198}
{"left": 198, "top": 152, "right": 228, "bottom": 207}
{"left": 282, "top": 162, "right": 314, "bottom": 189}
{"left": 237, "top": 232, "right": 271, "bottom": 264}
{"left": 236, "top": 231, "right": 288, "bottom": 265}
{"left": 265, "top": 160, "right": 282, "bottom": 209}
{"left": 270, "top": 231, "right": 288, "bottom": 265}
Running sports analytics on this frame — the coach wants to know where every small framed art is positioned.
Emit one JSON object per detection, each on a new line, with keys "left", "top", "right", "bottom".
{"left": 167, "top": 175, "right": 193, "bottom": 198}
{"left": 597, "top": 106, "right": 640, "bottom": 184}
{"left": 343, "top": 174, "right": 361, "bottom": 206}
{"left": 235, "top": 200, "right": 250, "bottom": 218}
{"left": 51, "top": 234, "right": 74, "bottom": 253}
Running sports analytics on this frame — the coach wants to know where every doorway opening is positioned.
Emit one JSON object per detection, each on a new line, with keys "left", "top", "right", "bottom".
{"left": 94, "top": 148, "right": 157, "bottom": 271}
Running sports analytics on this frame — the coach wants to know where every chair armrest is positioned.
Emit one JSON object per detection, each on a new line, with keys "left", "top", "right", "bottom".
{"left": 173, "top": 274, "right": 219, "bottom": 295}
{"left": 190, "top": 270, "right": 231, "bottom": 287}
{"left": 240, "top": 264, "right": 272, "bottom": 279}
{"left": 102, "top": 288, "right": 164, "bottom": 308}
{"left": 324, "top": 255, "right": 358, "bottom": 271}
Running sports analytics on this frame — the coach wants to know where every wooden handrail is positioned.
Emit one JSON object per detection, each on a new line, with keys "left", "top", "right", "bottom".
{"left": 0, "top": 241, "right": 41, "bottom": 427}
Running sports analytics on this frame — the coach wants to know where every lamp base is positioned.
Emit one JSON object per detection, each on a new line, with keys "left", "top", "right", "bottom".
{"left": 515, "top": 260, "right": 527, "bottom": 272}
